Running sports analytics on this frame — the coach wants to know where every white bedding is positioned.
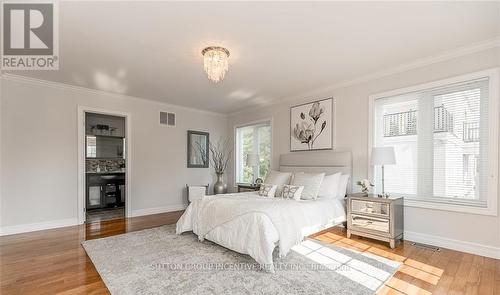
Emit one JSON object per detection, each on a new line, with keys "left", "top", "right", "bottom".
{"left": 176, "top": 192, "right": 346, "bottom": 272}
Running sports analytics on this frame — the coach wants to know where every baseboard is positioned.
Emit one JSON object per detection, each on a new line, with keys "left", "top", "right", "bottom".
{"left": 131, "top": 204, "right": 188, "bottom": 218}
{"left": 404, "top": 230, "right": 500, "bottom": 260}
{"left": 0, "top": 205, "right": 187, "bottom": 236}
{"left": 0, "top": 218, "right": 79, "bottom": 236}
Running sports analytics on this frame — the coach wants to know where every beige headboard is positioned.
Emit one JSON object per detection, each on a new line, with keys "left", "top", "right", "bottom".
{"left": 279, "top": 151, "right": 352, "bottom": 192}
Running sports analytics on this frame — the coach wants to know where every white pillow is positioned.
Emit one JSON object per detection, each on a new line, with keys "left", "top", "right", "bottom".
{"left": 336, "top": 174, "right": 350, "bottom": 199}
{"left": 280, "top": 185, "right": 304, "bottom": 200}
{"left": 258, "top": 183, "right": 277, "bottom": 198}
{"left": 289, "top": 171, "right": 304, "bottom": 184}
{"left": 265, "top": 171, "right": 292, "bottom": 197}
{"left": 264, "top": 170, "right": 292, "bottom": 185}
{"left": 290, "top": 172, "right": 325, "bottom": 200}
{"left": 318, "top": 172, "right": 341, "bottom": 198}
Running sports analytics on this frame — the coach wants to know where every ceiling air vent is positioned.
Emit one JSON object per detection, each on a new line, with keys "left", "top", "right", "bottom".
{"left": 160, "top": 111, "right": 176, "bottom": 127}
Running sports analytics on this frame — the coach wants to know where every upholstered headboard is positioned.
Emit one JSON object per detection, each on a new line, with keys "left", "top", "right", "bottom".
{"left": 279, "top": 151, "right": 353, "bottom": 192}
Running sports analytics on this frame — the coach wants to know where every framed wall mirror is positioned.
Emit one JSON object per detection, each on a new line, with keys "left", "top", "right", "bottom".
{"left": 187, "top": 130, "right": 209, "bottom": 168}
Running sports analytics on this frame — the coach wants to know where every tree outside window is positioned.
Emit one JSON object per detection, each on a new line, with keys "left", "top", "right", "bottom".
{"left": 236, "top": 122, "right": 272, "bottom": 184}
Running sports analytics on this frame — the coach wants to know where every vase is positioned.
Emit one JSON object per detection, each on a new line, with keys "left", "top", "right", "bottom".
{"left": 213, "top": 173, "right": 227, "bottom": 194}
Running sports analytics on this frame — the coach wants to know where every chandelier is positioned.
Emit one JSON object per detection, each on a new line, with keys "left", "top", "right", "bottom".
{"left": 201, "top": 46, "right": 230, "bottom": 83}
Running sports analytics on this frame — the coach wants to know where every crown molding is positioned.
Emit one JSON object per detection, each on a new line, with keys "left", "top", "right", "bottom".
{"left": 0, "top": 73, "right": 228, "bottom": 118}
{"left": 1, "top": 37, "right": 498, "bottom": 118}
{"left": 230, "top": 37, "right": 500, "bottom": 116}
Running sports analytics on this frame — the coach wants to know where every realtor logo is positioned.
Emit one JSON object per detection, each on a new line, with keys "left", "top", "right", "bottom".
{"left": 1, "top": 1, "right": 59, "bottom": 70}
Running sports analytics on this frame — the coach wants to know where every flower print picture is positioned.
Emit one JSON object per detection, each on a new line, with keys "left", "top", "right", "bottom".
{"left": 290, "top": 97, "right": 333, "bottom": 151}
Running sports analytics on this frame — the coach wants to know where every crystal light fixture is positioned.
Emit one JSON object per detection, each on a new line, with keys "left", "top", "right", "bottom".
{"left": 201, "top": 46, "right": 230, "bottom": 83}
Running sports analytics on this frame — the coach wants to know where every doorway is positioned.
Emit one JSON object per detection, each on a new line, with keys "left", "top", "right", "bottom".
{"left": 77, "top": 107, "right": 131, "bottom": 224}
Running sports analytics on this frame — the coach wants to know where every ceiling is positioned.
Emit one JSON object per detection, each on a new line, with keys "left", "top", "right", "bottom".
{"left": 5, "top": 1, "right": 499, "bottom": 114}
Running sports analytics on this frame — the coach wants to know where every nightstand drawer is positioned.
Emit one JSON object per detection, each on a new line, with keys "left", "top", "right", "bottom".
{"left": 351, "top": 200, "right": 389, "bottom": 217}
{"left": 351, "top": 214, "right": 390, "bottom": 233}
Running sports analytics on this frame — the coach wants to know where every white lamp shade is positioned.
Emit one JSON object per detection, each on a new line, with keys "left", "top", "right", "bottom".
{"left": 371, "top": 147, "right": 396, "bottom": 165}
{"left": 246, "top": 153, "right": 259, "bottom": 166}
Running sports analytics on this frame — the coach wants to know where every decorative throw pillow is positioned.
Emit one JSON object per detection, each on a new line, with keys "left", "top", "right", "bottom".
{"left": 280, "top": 185, "right": 304, "bottom": 200}
{"left": 258, "top": 183, "right": 277, "bottom": 198}
{"left": 318, "top": 172, "right": 341, "bottom": 198}
{"left": 290, "top": 172, "right": 325, "bottom": 200}
{"left": 336, "top": 174, "right": 350, "bottom": 199}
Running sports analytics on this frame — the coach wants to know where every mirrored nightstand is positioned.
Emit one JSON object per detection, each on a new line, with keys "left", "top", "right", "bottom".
{"left": 346, "top": 193, "right": 404, "bottom": 248}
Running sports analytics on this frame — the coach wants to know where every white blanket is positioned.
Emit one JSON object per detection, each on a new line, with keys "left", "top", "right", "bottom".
{"left": 195, "top": 194, "right": 308, "bottom": 257}
{"left": 176, "top": 192, "right": 346, "bottom": 272}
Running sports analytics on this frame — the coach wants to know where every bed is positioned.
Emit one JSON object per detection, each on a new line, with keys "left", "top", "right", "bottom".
{"left": 176, "top": 151, "right": 352, "bottom": 272}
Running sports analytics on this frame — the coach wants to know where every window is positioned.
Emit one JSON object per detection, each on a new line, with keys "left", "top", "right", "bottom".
{"left": 370, "top": 70, "right": 498, "bottom": 215}
{"left": 235, "top": 121, "right": 272, "bottom": 184}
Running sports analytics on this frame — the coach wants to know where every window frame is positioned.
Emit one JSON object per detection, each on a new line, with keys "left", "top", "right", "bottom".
{"left": 368, "top": 68, "right": 499, "bottom": 216}
{"left": 233, "top": 118, "right": 273, "bottom": 186}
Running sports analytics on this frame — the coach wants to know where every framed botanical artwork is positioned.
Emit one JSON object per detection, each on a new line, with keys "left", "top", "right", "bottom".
{"left": 290, "top": 97, "right": 333, "bottom": 151}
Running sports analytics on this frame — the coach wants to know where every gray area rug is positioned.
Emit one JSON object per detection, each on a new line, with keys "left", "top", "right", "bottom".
{"left": 82, "top": 225, "right": 400, "bottom": 295}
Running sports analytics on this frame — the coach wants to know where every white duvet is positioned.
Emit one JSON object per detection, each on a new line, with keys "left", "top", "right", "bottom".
{"left": 176, "top": 192, "right": 346, "bottom": 272}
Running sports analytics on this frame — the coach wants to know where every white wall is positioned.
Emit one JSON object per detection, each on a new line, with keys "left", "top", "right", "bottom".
{"left": 0, "top": 76, "right": 227, "bottom": 234}
{"left": 1, "top": 45, "right": 498, "bottom": 258}
{"left": 227, "top": 47, "right": 500, "bottom": 258}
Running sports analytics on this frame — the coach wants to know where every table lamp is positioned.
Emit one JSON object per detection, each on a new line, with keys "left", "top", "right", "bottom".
{"left": 371, "top": 147, "right": 396, "bottom": 197}
{"left": 246, "top": 153, "right": 259, "bottom": 184}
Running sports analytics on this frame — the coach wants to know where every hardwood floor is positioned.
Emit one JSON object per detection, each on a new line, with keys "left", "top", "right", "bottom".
{"left": 311, "top": 228, "right": 500, "bottom": 295}
{"left": 0, "top": 211, "right": 183, "bottom": 295}
{"left": 86, "top": 207, "right": 125, "bottom": 223}
{"left": 0, "top": 212, "right": 498, "bottom": 295}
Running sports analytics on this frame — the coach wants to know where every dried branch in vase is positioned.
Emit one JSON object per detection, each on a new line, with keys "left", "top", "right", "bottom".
{"left": 209, "top": 138, "right": 233, "bottom": 175}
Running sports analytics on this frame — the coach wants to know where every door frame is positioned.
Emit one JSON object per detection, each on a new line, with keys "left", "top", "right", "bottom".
{"left": 77, "top": 106, "right": 132, "bottom": 224}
